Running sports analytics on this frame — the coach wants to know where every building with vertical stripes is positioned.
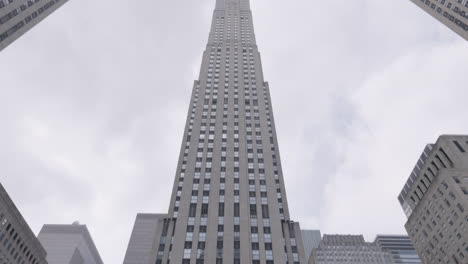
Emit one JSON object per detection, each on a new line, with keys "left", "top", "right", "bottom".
{"left": 124, "top": 0, "right": 307, "bottom": 263}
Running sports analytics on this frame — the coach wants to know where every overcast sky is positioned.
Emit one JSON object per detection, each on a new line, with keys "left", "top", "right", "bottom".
{"left": 1, "top": 0, "right": 467, "bottom": 263}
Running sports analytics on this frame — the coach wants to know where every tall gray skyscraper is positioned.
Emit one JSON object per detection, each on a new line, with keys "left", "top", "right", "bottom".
{"left": 0, "top": 0, "right": 69, "bottom": 51}
{"left": 409, "top": 0, "right": 468, "bottom": 40}
{"left": 374, "top": 235, "right": 421, "bottom": 264}
{"left": 0, "top": 184, "right": 47, "bottom": 264}
{"left": 300, "top": 230, "right": 321, "bottom": 261}
{"left": 38, "top": 222, "right": 103, "bottom": 264}
{"left": 124, "top": 0, "right": 307, "bottom": 263}
{"left": 309, "top": 235, "right": 394, "bottom": 264}
{"left": 398, "top": 135, "right": 468, "bottom": 264}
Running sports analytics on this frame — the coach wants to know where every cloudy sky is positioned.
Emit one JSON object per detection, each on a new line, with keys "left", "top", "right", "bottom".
{"left": 1, "top": 0, "right": 467, "bottom": 262}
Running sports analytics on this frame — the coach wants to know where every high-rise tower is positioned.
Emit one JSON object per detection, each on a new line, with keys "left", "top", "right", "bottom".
{"left": 0, "top": 0, "right": 69, "bottom": 51}
{"left": 124, "top": 0, "right": 307, "bottom": 263}
{"left": 398, "top": 135, "right": 468, "bottom": 264}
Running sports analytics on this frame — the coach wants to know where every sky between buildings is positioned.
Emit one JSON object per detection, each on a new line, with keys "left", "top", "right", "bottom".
{"left": 0, "top": 0, "right": 467, "bottom": 263}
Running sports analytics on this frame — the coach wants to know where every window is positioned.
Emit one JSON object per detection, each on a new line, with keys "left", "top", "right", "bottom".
{"left": 262, "top": 205, "right": 270, "bottom": 219}
{"left": 453, "top": 141, "right": 466, "bottom": 153}
{"left": 250, "top": 204, "right": 257, "bottom": 216}
{"left": 189, "top": 204, "right": 197, "bottom": 217}
{"left": 201, "top": 204, "right": 209, "bottom": 216}
{"left": 219, "top": 203, "right": 225, "bottom": 216}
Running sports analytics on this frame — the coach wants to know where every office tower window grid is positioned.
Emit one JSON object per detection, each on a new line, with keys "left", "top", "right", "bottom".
{"left": 374, "top": 235, "right": 422, "bottom": 264}
{"left": 149, "top": 0, "right": 306, "bottom": 263}
{"left": 0, "top": 0, "right": 69, "bottom": 51}
{"left": 398, "top": 135, "right": 468, "bottom": 264}
{"left": 311, "top": 235, "right": 394, "bottom": 264}
{"left": 410, "top": 0, "right": 468, "bottom": 40}
{"left": 0, "top": 185, "right": 47, "bottom": 264}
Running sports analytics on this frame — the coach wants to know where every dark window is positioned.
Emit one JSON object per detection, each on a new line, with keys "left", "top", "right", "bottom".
{"left": 201, "top": 204, "right": 209, "bottom": 216}
{"left": 218, "top": 203, "right": 225, "bottom": 217}
{"left": 234, "top": 203, "right": 240, "bottom": 217}
{"left": 250, "top": 205, "right": 257, "bottom": 216}
{"left": 262, "top": 205, "right": 270, "bottom": 219}
{"left": 453, "top": 141, "right": 466, "bottom": 153}
{"left": 189, "top": 203, "right": 197, "bottom": 217}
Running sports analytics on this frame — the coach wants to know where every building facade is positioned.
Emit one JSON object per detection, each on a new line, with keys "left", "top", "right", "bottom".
{"left": 0, "top": 0, "right": 69, "bottom": 51}
{"left": 301, "top": 230, "right": 321, "bottom": 261}
{"left": 123, "top": 214, "right": 168, "bottom": 264}
{"left": 37, "top": 223, "right": 103, "bottom": 264}
{"left": 309, "top": 235, "right": 394, "bottom": 264}
{"left": 398, "top": 135, "right": 468, "bottom": 264}
{"left": 374, "top": 235, "right": 421, "bottom": 264}
{"left": 125, "top": 0, "right": 307, "bottom": 263}
{"left": 0, "top": 184, "right": 47, "bottom": 264}
{"left": 409, "top": 0, "right": 468, "bottom": 40}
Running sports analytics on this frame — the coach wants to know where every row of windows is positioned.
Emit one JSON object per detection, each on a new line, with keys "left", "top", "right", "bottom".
{"left": 421, "top": 0, "right": 468, "bottom": 32}
{"left": 0, "top": 0, "right": 14, "bottom": 9}
{"left": 409, "top": 147, "right": 453, "bottom": 206}
{"left": 0, "top": 0, "right": 63, "bottom": 42}
{"left": 0, "top": 212, "right": 42, "bottom": 264}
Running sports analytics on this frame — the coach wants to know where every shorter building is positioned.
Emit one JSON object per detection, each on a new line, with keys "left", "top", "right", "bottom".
{"left": 374, "top": 235, "right": 421, "bottom": 264}
{"left": 123, "top": 214, "right": 168, "bottom": 264}
{"left": 409, "top": 0, "right": 468, "bottom": 41}
{"left": 309, "top": 234, "right": 394, "bottom": 264}
{"left": 38, "top": 222, "right": 103, "bottom": 264}
{"left": 0, "top": 183, "right": 47, "bottom": 264}
{"left": 398, "top": 135, "right": 468, "bottom": 264}
{"left": 301, "top": 230, "right": 321, "bottom": 261}
{"left": 0, "top": 0, "right": 70, "bottom": 51}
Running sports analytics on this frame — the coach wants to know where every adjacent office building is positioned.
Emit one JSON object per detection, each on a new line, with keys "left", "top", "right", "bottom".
{"left": 398, "top": 135, "right": 468, "bottom": 264}
{"left": 38, "top": 222, "right": 103, "bottom": 264}
{"left": 409, "top": 0, "right": 468, "bottom": 40}
{"left": 125, "top": 0, "right": 307, "bottom": 263}
{"left": 301, "top": 230, "right": 321, "bottom": 261}
{"left": 0, "top": 184, "right": 47, "bottom": 264}
{"left": 309, "top": 235, "right": 394, "bottom": 264}
{"left": 123, "top": 214, "right": 168, "bottom": 264}
{"left": 374, "top": 235, "right": 421, "bottom": 264}
{"left": 0, "top": 0, "right": 69, "bottom": 51}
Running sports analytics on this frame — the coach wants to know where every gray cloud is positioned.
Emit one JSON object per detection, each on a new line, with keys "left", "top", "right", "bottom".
{"left": 1, "top": 0, "right": 466, "bottom": 262}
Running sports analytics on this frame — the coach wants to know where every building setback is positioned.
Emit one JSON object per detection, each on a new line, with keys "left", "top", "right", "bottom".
{"left": 309, "top": 235, "right": 394, "bottom": 264}
{"left": 38, "top": 223, "right": 103, "bottom": 264}
{"left": 409, "top": 0, "right": 468, "bottom": 40}
{"left": 0, "top": 183, "right": 47, "bottom": 264}
{"left": 398, "top": 135, "right": 468, "bottom": 264}
{"left": 374, "top": 235, "right": 421, "bottom": 264}
{"left": 301, "top": 230, "right": 321, "bottom": 261}
{"left": 123, "top": 214, "right": 168, "bottom": 264}
{"left": 0, "top": 0, "right": 69, "bottom": 51}
{"left": 124, "top": 0, "right": 307, "bottom": 263}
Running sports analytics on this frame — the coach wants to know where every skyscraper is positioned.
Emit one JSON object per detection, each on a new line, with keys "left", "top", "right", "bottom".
{"left": 409, "top": 0, "right": 468, "bottom": 40}
{"left": 398, "top": 135, "right": 468, "bottom": 264}
{"left": 309, "top": 235, "right": 394, "bottom": 264}
{"left": 124, "top": 0, "right": 307, "bottom": 263}
{"left": 374, "top": 235, "right": 421, "bottom": 264}
{"left": 123, "top": 214, "right": 168, "bottom": 264}
{"left": 0, "top": 0, "right": 69, "bottom": 51}
{"left": 37, "top": 222, "right": 103, "bottom": 264}
{"left": 0, "top": 183, "right": 47, "bottom": 264}
{"left": 300, "top": 230, "right": 321, "bottom": 261}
